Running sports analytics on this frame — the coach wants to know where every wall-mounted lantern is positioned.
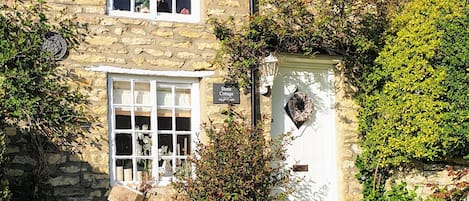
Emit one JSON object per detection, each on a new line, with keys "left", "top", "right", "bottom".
{"left": 259, "top": 52, "right": 279, "bottom": 95}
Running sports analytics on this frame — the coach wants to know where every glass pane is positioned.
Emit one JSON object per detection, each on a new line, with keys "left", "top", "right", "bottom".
{"left": 157, "top": 87, "right": 172, "bottom": 106}
{"left": 157, "top": 0, "right": 171, "bottom": 13}
{"left": 158, "top": 134, "right": 173, "bottom": 156}
{"left": 175, "top": 88, "right": 190, "bottom": 106}
{"left": 135, "top": 107, "right": 151, "bottom": 130}
{"left": 176, "top": 135, "right": 190, "bottom": 156}
{"left": 113, "top": 0, "right": 131, "bottom": 11}
{"left": 137, "top": 159, "right": 153, "bottom": 182}
{"left": 136, "top": 132, "right": 152, "bottom": 156}
{"left": 158, "top": 109, "right": 172, "bottom": 130}
{"left": 113, "top": 81, "right": 131, "bottom": 104}
{"left": 134, "top": 82, "right": 151, "bottom": 105}
{"left": 135, "top": 0, "right": 150, "bottom": 13}
{"left": 176, "top": 114, "right": 190, "bottom": 131}
{"left": 176, "top": 0, "right": 191, "bottom": 14}
{"left": 116, "top": 133, "right": 132, "bottom": 155}
{"left": 115, "top": 107, "right": 131, "bottom": 129}
{"left": 115, "top": 159, "right": 133, "bottom": 181}
{"left": 158, "top": 158, "right": 173, "bottom": 178}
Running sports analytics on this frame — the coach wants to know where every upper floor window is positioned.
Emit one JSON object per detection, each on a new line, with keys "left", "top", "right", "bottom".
{"left": 108, "top": 0, "right": 200, "bottom": 23}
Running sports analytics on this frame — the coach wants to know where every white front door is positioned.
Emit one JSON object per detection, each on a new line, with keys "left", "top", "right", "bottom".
{"left": 271, "top": 59, "right": 338, "bottom": 201}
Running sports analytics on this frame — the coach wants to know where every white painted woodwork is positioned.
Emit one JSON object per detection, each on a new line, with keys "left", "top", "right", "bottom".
{"left": 271, "top": 54, "right": 339, "bottom": 201}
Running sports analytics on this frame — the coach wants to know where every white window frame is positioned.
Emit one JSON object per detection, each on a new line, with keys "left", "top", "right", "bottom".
{"left": 107, "top": 0, "right": 201, "bottom": 23}
{"left": 108, "top": 73, "right": 200, "bottom": 186}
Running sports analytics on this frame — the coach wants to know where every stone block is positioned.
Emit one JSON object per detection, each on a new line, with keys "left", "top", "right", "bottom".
{"left": 172, "top": 41, "right": 191, "bottom": 48}
{"left": 176, "top": 52, "right": 197, "bottom": 59}
{"left": 131, "top": 28, "right": 146, "bottom": 36}
{"left": 90, "top": 190, "right": 103, "bottom": 197}
{"left": 118, "top": 18, "right": 144, "bottom": 25}
{"left": 218, "top": 0, "right": 241, "bottom": 7}
{"left": 54, "top": 186, "right": 85, "bottom": 197}
{"left": 134, "top": 48, "right": 144, "bottom": 55}
{"left": 83, "top": 6, "right": 106, "bottom": 14}
{"left": 76, "top": 14, "right": 102, "bottom": 24}
{"left": 60, "top": 165, "right": 84, "bottom": 173}
{"left": 86, "top": 36, "right": 118, "bottom": 46}
{"left": 100, "top": 45, "right": 129, "bottom": 54}
{"left": 193, "top": 61, "right": 214, "bottom": 70}
{"left": 207, "top": 9, "right": 226, "bottom": 16}
{"left": 107, "top": 184, "right": 144, "bottom": 201}
{"left": 177, "top": 30, "right": 202, "bottom": 38}
{"left": 12, "top": 155, "right": 37, "bottom": 166}
{"left": 114, "top": 27, "right": 125, "bottom": 35}
{"left": 147, "top": 59, "right": 182, "bottom": 68}
{"left": 101, "top": 18, "right": 117, "bottom": 26}
{"left": 155, "top": 21, "right": 174, "bottom": 28}
{"left": 5, "top": 127, "right": 16, "bottom": 136}
{"left": 151, "top": 29, "right": 174, "bottom": 38}
{"left": 74, "top": 0, "right": 105, "bottom": 5}
{"left": 122, "top": 37, "right": 153, "bottom": 45}
{"left": 144, "top": 49, "right": 164, "bottom": 57}
{"left": 49, "top": 176, "right": 80, "bottom": 186}
{"left": 196, "top": 42, "right": 220, "bottom": 50}
{"left": 47, "top": 153, "right": 67, "bottom": 165}
{"left": 106, "top": 57, "right": 127, "bottom": 64}
{"left": 70, "top": 54, "right": 106, "bottom": 63}
{"left": 132, "top": 57, "right": 145, "bottom": 65}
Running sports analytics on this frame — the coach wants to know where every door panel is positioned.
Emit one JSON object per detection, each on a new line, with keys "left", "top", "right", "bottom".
{"left": 271, "top": 66, "right": 337, "bottom": 201}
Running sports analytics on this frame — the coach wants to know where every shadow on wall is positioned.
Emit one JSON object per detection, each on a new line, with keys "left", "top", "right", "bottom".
{"left": 290, "top": 177, "right": 330, "bottom": 201}
{"left": 6, "top": 128, "right": 109, "bottom": 201}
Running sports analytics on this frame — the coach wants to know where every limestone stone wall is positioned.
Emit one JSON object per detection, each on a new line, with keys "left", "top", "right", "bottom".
{"left": 334, "top": 63, "right": 362, "bottom": 201}
{"left": 4, "top": 0, "right": 252, "bottom": 200}
{"left": 393, "top": 161, "right": 469, "bottom": 200}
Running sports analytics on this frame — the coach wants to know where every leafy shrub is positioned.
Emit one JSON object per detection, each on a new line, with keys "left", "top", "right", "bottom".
{"left": 384, "top": 182, "right": 418, "bottom": 201}
{"left": 0, "top": 0, "right": 92, "bottom": 200}
{"left": 0, "top": 131, "right": 9, "bottom": 201}
{"left": 358, "top": 0, "right": 469, "bottom": 168}
{"left": 356, "top": 0, "right": 468, "bottom": 199}
{"left": 173, "top": 110, "right": 295, "bottom": 200}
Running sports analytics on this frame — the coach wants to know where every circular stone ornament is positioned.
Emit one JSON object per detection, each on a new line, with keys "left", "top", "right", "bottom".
{"left": 42, "top": 32, "right": 68, "bottom": 60}
{"left": 284, "top": 88, "right": 314, "bottom": 128}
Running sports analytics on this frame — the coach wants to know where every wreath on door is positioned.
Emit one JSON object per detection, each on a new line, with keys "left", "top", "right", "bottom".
{"left": 284, "top": 88, "right": 314, "bottom": 128}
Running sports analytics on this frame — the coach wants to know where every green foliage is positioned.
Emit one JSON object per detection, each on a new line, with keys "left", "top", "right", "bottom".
{"left": 384, "top": 182, "right": 418, "bottom": 201}
{"left": 358, "top": 0, "right": 469, "bottom": 167}
{"left": 0, "top": 131, "right": 10, "bottom": 201}
{"left": 0, "top": 0, "right": 92, "bottom": 200}
{"left": 173, "top": 110, "right": 295, "bottom": 200}
{"left": 357, "top": 0, "right": 469, "bottom": 199}
{"left": 355, "top": 155, "right": 390, "bottom": 201}
{"left": 209, "top": 0, "right": 401, "bottom": 90}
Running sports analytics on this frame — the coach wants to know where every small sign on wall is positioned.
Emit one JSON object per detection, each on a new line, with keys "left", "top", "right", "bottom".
{"left": 213, "top": 83, "right": 240, "bottom": 104}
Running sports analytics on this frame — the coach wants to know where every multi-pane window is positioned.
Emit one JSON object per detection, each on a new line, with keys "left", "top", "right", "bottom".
{"left": 108, "top": 0, "right": 200, "bottom": 23}
{"left": 109, "top": 75, "right": 198, "bottom": 185}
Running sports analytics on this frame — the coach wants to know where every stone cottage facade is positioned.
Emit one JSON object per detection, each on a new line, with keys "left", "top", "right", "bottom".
{"left": 7, "top": 0, "right": 467, "bottom": 201}
{"left": 5, "top": 0, "right": 468, "bottom": 201}
{"left": 3, "top": 0, "right": 362, "bottom": 200}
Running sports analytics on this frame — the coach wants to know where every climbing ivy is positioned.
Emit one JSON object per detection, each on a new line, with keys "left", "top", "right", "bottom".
{"left": 357, "top": 0, "right": 469, "bottom": 199}
{"left": 209, "top": 0, "right": 401, "bottom": 90}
